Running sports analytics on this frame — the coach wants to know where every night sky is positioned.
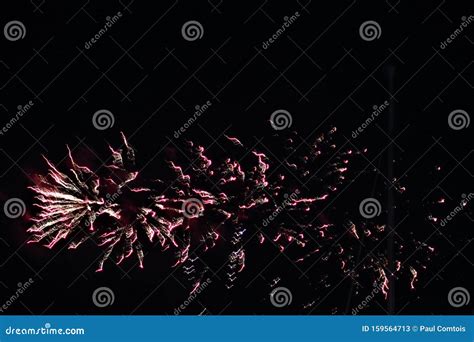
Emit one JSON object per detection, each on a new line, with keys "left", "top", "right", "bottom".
{"left": 0, "top": 0, "right": 472, "bottom": 315}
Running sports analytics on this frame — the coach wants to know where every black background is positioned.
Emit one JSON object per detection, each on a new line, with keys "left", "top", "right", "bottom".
{"left": 0, "top": 0, "right": 473, "bottom": 315}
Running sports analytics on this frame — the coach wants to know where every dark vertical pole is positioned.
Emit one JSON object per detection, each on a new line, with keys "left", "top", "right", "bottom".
{"left": 386, "top": 65, "right": 395, "bottom": 314}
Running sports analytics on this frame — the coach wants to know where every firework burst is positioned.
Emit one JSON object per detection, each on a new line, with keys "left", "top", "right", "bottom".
{"left": 28, "top": 129, "right": 432, "bottom": 303}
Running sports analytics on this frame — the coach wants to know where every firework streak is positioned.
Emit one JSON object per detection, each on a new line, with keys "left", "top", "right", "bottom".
{"left": 28, "top": 129, "right": 432, "bottom": 306}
